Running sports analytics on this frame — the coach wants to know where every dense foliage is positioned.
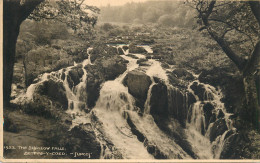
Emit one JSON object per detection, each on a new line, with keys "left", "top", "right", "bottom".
{"left": 99, "top": 1, "right": 196, "bottom": 28}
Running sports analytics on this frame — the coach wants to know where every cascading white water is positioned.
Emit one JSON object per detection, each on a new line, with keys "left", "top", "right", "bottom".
{"left": 92, "top": 54, "right": 153, "bottom": 159}
{"left": 92, "top": 49, "right": 192, "bottom": 159}
{"left": 12, "top": 47, "right": 94, "bottom": 128}
{"left": 186, "top": 79, "right": 235, "bottom": 159}
{"left": 12, "top": 43, "right": 235, "bottom": 159}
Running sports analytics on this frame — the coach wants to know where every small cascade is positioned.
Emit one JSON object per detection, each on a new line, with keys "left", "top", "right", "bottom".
{"left": 144, "top": 77, "right": 155, "bottom": 114}
{"left": 12, "top": 47, "right": 94, "bottom": 128}
{"left": 92, "top": 54, "right": 154, "bottom": 159}
{"left": 117, "top": 44, "right": 129, "bottom": 55}
{"left": 186, "top": 78, "right": 235, "bottom": 159}
{"left": 189, "top": 102, "right": 206, "bottom": 134}
{"left": 92, "top": 51, "right": 192, "bottom": 159}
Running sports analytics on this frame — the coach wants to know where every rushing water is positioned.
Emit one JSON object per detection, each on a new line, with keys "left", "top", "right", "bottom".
{"left": 12, "top": 44, "right": 235, "bottom": 159}
{"left": 185, "top": 78, "right": 235, "bottom": 159}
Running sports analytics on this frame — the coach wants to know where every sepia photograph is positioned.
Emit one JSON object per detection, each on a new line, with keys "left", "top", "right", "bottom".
{"left": 2, "top": 0, "right": 260, "bottom": 161}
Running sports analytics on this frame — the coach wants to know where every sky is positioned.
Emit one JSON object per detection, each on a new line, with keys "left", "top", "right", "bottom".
{"left": 84, "top": 0, "right": 149, "bottom": 7}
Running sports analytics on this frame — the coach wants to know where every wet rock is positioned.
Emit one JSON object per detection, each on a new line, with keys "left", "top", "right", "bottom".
{"left": 220, "top": 133, "right": 248, "bottom": 159}
{"left": 137, "top": 58, "right": 148, "bottom": 65}
{"left": 190, "top": 82, "right": 214, "bottom": 101}
{"left": 118, "top": 48, "right": 124, "bottom": 55}
{"left": 187, "top": 92, "right": 196, "bottom": 105}
{"left": 144, "top": 140, "right": 168, "bottom": 159}
{"left": 99, "top": 56, "right": 127, "bottom": 80}
{"left": 61, "top": 71, "right": 65, "bottom": 81}
{"left": 85, "top": 56, "right": 127, "bottom": 108}
{"left": 68, "top": 67, "right": 84, "bottom": 86}
{"left": 172, "top": 68, "right": 194, "bottom": 81}
{"left": 66, "top": 75, "right": 74, "bottom": 89}
{"left": 152, "top": 56, "right": 163, "bottom": 60}
{"left": 122, "top": 46, "right": 129, "bottom": 51}
{"left": 126, "top": 54, "right": 139, "bottom": 59}
{"left": 137, "top": 58, "right": 149, "bottom": 66}
{"left": 217, "top": 109, "right": 225, "bottom": 119}
{"left": 168, "top": 87, "right": 189, "bottom": 127}
{"left": 203, "top": 102, "right": 215, "bottom": 129}
{"left": 85, "top": 66, "right": 104, "bottom": 108}
{"left": 209, "top": 118, "right": 228, "bottom": 142}
{"left": 126, "top": 113, "right": 145, "bottom": 142}
{"left": 167, "top": 74, "right": 182, "bottom": 87}
{"left": 209, "top": 112, "right": 217, "bottom": 124}
{"left": 21, "top": 94, "right": 72, "bottom": 127}
{"left": 90, "top": 44, "right": 118, "bottom": 63}
{"left": 69, "top": 124, "right": 101, "bottom": 159}
{"left": 36, "top": 79, "right": 68, "bottom": 109}
{"left": 129, "top": 44, "right": 147, "bottom": 53}
{"left": 224, "top": 129, "right": 235, "bottom": 140}
{"left": 150, "top": 81, "right": 168, "bottom": 117}
{"left": 123, "top": 70, "right": 152, "bottom": 111}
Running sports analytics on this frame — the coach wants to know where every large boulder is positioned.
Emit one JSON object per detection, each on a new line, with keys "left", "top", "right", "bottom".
{"left": 99, "top": 56, "right": 128, "bottom": 80}
{"left": 172, "top": 68, "right": 194, "bottom": 81}
{"left": 67, "top": 66, "right": 84, "bottom": 86}
{"left": 117, "top": 48, "right": 124, "bottom": 55}
{"left": 123, "top": 70, "right": 152, "bottom": 111}
{"left": 89, "top": 44, "right": 118, "bottom": 63}
{"left": 190, "top": 82, "right": 214, "bottom": 101}
{"left": 167, "top": 73, "right": 187, "bottom": 91}
{"left": 209, "top": 118, "right": 228, "bottom": 142}
{"left": 68, "top": 124, "right": 101, "bottom": 159}
{"left": 85, "top": 66, "right": 104, "bottom": 108}
{"left": 150, "top": 80, "right": 168, "bottom": 117}
{"left": 168, "top": 85, "right": 196, "bottom": 127}
{"left": 203, "top": 102, "right": 215, "bottom": 130}
{"left": 220, "top": 133, "right": 249, "bottom": 159}
{"left": 85, "top": 55, "right": 127, "bottom": 108}
{"left": 35, "top": 79, "right": 68, "bottom": 109}
{"left": 129, "top": 44, "right": 147, "bottom": 54}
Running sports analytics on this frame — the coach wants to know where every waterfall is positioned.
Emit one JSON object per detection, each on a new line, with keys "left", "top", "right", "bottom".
{"left": 11, "top": 43, "right": 236, "bottom": 159}
{"left": 92, "top": 54, "right": 154, "bottom": 159}
{"left": 186, "top": 79, "right": 235, "bottom": 159}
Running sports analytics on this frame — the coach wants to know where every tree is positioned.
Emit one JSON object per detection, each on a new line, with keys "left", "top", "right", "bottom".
{"left": 3, "top": 0, "right": 99, "bottom": 107}
{"left": 190, "top": 0, "right": 260, "bottom": 129}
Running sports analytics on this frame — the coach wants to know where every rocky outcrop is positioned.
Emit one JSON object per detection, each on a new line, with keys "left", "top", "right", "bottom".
{"left": 190, "top": 82, "right": 214, "bottom": 101}
{"left": 172, "top": 68, "right": 194, "bottom": 81}
{"left": 68, "top": 124, "right": 101, "bottom": 159}
{"left": 129, "top": 44, "right": 147, "bottom": 54}
{"left": 89, "top": 44, "right": 118, "bottom": 63}
{"left": 168, "top": 87, "right": 196, "bottom": 127}
{"left": 35, "top": 79, "right": 68, "bottom": 109}
{"left": 220, "top": 133, "right": 249, "bottom": 159}
{"left": 203, "top": 102, "right": 215, "bottom": 129}
{"left": 209, "top": 118, "right": 228, "bottom": 142}
{"left": 117, "top": 48, "right": 124, "bottom": 55}
{"left": 167, "top": 73, "right": 187, "bottom": 91}
{"left": 67, "top": 66, "right": 84, "bottom": 87}
{"left": 123, "top": 70, "right": 152, "bottom": 111}
{"left": 122, "top": 46, "right": 129, "bottom": 51}
{"left": 85, "top": 55, "right": 127, "bottom": 108}
{"left": 150, "top": 80, "right": 168, "bottom": 117}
